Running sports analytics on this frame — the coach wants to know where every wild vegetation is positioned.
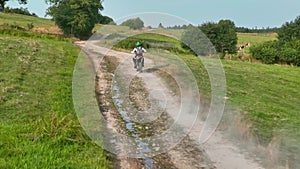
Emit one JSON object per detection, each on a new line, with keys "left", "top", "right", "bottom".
{"left": 45, "top": 0, "right": 114, "bottom": 39}
{"left": 120, "top": 17, "right": 145, "bottom": 30}
{"left": 45, "top": 0, "right": 104, "bottom": 40}
{"left": 250, "top": 16, "right": 300, "bottom": 66}
{"left": 199, "top": 20, "right": 238, "bottom": 57}
{"left": 0, "top": 14, "right": 112, "bottom": 168}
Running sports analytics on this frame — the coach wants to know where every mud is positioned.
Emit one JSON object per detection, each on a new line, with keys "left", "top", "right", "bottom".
{"left": 95, "top": 55, "right": 216, "bottom": 168}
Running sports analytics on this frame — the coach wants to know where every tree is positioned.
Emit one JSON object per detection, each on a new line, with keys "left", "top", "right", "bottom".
{"left": 0, "top": 0, "right": 27, "bottom": 9}
{"left": 158, "top": 23, "right": 164, "bottom": 28}
{"left": 181, "top": 26, "right": 215, "bottom": 56}
{"left": 277, "top": 16, "right": 300, "bottom": 42}
{"left": 199, "top": 22, "right": 219, "bottom": 51}
{"left": 46, "top": 0, "right": 103, "bottom": 40}
{"left": 217, "top": 20, "right": 238, "bottom": 55}
{"left": 200, "top": 20, "right": 237, "bottom": 57}
{"left": 120, "top": 17, "right": 144, "bottom": 30}
{"left": 98, "top": 15, "right": 115, "bottom": 25}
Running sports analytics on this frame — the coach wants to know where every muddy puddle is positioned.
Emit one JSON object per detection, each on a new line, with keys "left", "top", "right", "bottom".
{"left": 112, "top": 78, "right": 154, "bottom": 168}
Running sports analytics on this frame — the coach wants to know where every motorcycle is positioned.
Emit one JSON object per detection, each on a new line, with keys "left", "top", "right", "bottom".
{"left": 134, "top": 55, "right": 144, "bottom": 72}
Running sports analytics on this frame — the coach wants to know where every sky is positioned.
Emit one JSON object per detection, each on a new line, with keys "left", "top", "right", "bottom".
{"left": 6, "top": 0, "right": 300, "bottom": 28}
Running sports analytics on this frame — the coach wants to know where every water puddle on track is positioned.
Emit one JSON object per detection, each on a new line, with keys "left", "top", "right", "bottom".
{"left": 112, "top": 79, "right": 154, "bottom": 169}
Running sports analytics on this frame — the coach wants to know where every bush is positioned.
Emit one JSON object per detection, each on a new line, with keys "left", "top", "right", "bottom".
{"left": 98, "top": 15, "right": 115, "bottom": 25}
{"left": 27, "top": 23, "right": 34, "bottom": 30}
{"left": 250, "top": 40, "right": 300, "bottom": 66}
{"left": 280, "top": 41, "right": 300, "bottom": 66}
{"left": 120, "top": 18, "right": 144, "bottom": 30}
{"left": 114, "top": 37, "right": 148, "bottom": 50}
{"left": 250, "top": 15, "right": 300, "bottom": 66}
{"left": 250, "top": 41, "right": 279, "bottom": 64}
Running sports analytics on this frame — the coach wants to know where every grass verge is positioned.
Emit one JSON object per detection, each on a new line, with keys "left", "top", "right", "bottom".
{"left": 0, "top": 35, "right": 112, "bottom": 168}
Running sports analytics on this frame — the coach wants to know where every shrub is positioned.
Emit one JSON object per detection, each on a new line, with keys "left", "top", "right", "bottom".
{"left": 120, "top": 18, "right": 144, "bottom": 30}
{"left": 98, "top": 15, "right": 115, "bottom": 25}
{"left": 250, "top": 40, "right": 279, "bottom": 64}
{"left": 27, "top": 23, "right": 34, "bottom": 30}
{"left": 250, "top": 39, "right": 300, "bottom": 66}
{"left": 250, "top": 15, "right": 300, "bottom": 66}
{"left": 280, "top": 41, "right": 300, "bottom": 66}
{"left": 114, "top": 37, "right": 148, "bottom": 50}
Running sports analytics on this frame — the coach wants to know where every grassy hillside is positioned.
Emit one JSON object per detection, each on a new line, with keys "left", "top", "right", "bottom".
{"left": 0, "top": 13, "right": 61, "bottom": 35}
{"left": 223, "top": 60, "right": 300, "bottom": 139}
{"left": 0, "top": 14, "right": 112, "bottom": 168}
{"left": 0, "top": 13, "right": 55, "bottom": 28}
{"left": 176, "top": 53, "right": 300, "bottom": 143}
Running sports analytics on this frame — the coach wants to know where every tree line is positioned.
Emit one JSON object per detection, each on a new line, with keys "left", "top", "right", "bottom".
{"left": 168, "top": 25, "right": 279, "bottom": 33}
{"left": 235, "top": 26, "right": 279, "bottom": 33}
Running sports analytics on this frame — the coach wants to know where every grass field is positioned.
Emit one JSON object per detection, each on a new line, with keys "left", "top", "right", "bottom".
{"left": 0, "top": 17, "right": 112, "bottom": 168}
{"left": 237, "top": 32, "right": 278, "bottom": 46}
{"left": 176, "top": 53, "right": 300, "bottom": 145}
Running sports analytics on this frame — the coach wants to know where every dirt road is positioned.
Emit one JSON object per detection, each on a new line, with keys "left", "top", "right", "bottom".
{"left": 75, "top": 40, "right": 265, "bottom": 169}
